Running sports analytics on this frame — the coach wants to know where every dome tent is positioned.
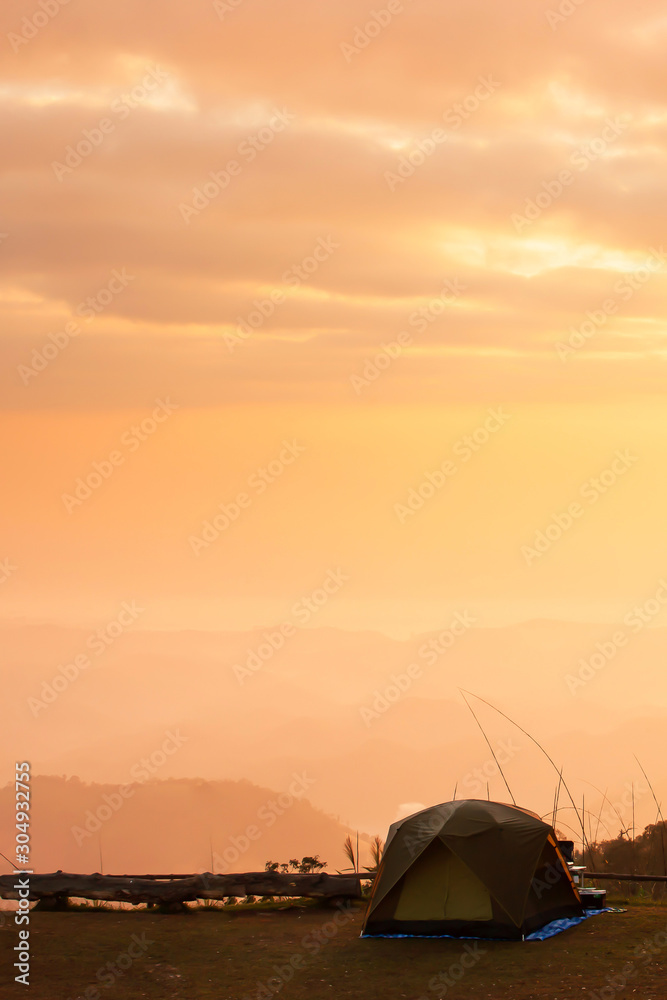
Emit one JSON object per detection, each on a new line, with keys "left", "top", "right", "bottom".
{"left": 362, "top": 799, "right": 584, "bottom": 940}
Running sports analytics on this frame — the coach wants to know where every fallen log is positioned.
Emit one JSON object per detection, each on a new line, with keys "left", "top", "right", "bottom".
{"left": 85, "top": 871, "right": 374, "bottom": 881}
{"left": 0, "top": 871, "right": 363, "bottom": 907}
{"left": 585, "top": 872, "right": 667, "bottom": 883}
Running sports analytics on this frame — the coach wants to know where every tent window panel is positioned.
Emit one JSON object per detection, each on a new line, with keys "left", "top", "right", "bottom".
{"left": 394, "top": 840, "right": 493, "bottom": 922}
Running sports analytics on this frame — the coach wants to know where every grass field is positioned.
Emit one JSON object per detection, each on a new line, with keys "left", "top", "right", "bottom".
{"left": 1, "top": 897, "right": 666, "bottom": 999}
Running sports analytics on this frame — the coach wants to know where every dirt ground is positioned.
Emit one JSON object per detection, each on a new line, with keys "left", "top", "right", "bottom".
{"left": 1, "top": 898, "right": 666, "bottom": 999}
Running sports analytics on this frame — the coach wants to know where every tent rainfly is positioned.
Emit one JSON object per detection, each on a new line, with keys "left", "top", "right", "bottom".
{"left": 362, "top": 799, "right": 584, "bottom": 940}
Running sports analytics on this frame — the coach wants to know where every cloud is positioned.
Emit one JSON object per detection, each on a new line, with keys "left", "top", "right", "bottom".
{"left": 3, "top": 0, "right": 667, "bottom": 415}
{"left": 395, "top": 802, "right": 425, "bottom": 821}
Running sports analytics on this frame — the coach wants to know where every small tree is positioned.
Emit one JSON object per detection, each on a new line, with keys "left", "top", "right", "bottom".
{"left": 366, "top": 835, "right": 384, "bottom": 871}
{"left": 342, "top": 836, "right": 357, "bottom": 872}
{"left": 297, "top": 856, "right": 325, "bottom": 874}
{"left": 265, "top": 856, "right": 326, "bottom": 874}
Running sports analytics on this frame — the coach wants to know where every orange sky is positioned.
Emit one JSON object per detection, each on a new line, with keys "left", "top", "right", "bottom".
{"left": 3, "top": 0, "right": 667, "bottom": 636}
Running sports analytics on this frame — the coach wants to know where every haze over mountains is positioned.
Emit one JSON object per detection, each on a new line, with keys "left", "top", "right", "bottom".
{"left": 5, "top": 615, "right": 666, "bottom": 872}
{"left": 4, "top": 0, "right": 667, "bottom": 908}
{"left": 0, "top": 775, "right": 356, "bottom": 877}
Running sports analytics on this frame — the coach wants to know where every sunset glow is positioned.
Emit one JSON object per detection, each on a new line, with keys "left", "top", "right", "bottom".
{"left": 3, "top": 0, "right": 667, "bottom": 891}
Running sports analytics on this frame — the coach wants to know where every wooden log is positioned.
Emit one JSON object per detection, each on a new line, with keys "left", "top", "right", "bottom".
{"left": 585, "top": 872, "right": 667, "bottom": 883}
{"left": 0, "top": 871, "right": 362, "bottom": 906}
{"left": 101, "top": 871, "right": 375, "bottom": 880}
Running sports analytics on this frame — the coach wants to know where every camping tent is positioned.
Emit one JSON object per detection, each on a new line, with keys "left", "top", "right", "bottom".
{"left": 362, "top": 799, "right": 584, "bottom": 939}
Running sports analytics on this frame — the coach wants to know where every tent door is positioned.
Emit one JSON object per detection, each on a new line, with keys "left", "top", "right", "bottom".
{"left": 394, "top": 839, "right": 493, "bottom": 922}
